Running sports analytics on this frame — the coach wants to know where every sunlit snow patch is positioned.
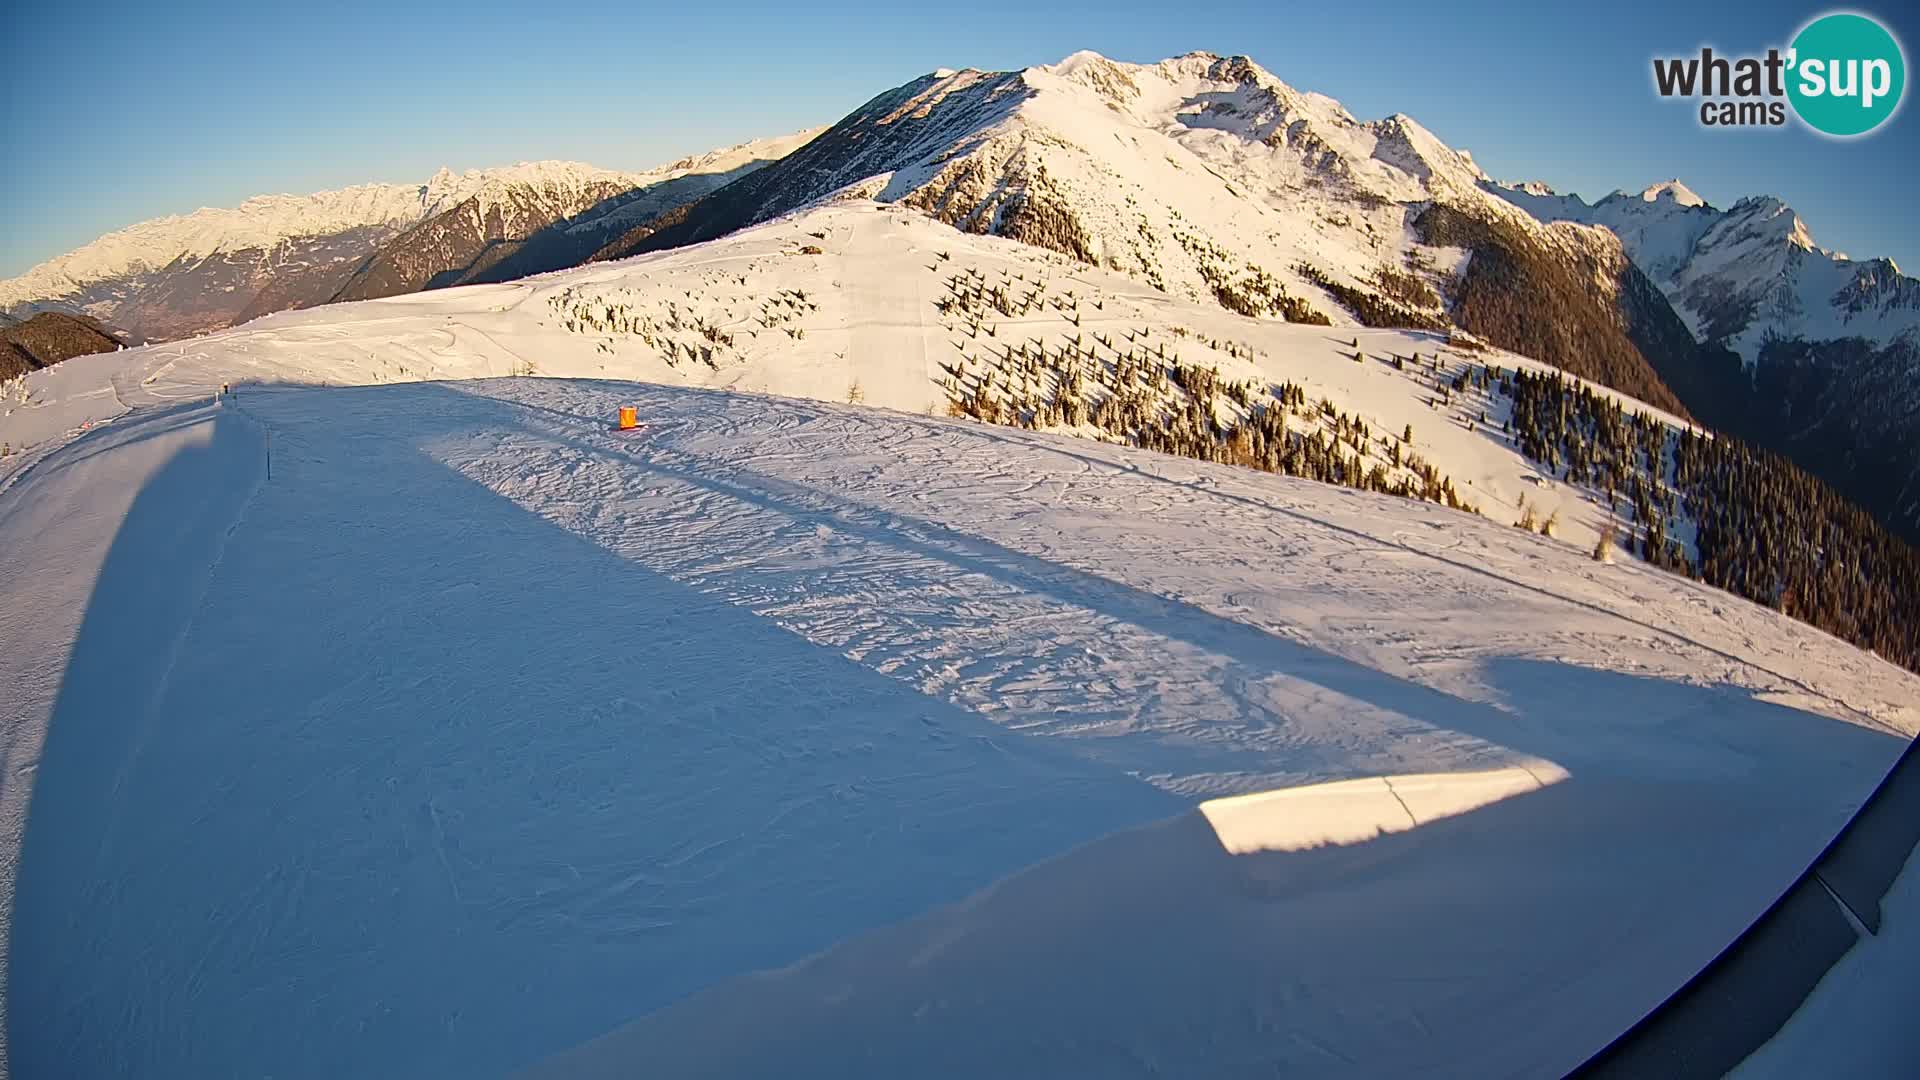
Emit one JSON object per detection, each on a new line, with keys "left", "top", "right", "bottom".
{"left": 1199, "top": 762, "right": 1570, "bottom": 854}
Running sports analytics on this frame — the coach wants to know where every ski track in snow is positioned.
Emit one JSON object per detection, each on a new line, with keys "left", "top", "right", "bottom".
{"left": 0, "top": 398, "right": 265, "bottom": 1077}
{"left": 1, "top": 370, "right": 1913, "bottom": 1077}
{"left": 0, "top": 200, "right": 1917, "bottom": 1077}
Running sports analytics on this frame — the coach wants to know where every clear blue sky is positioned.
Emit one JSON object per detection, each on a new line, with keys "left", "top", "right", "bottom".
{"left": 4, "top": 0, "right": 1915, "bottom": 277}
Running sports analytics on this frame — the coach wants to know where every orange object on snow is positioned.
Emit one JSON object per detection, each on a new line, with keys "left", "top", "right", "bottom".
{"left": 618, "top": 405, "right": 638, "bottom": 430}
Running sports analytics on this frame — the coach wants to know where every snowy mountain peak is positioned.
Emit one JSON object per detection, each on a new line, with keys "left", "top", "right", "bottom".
{"left": 1367, "top": 113, "right": 1491, "bottom": 188}
{"left": 1, "top": 132, "right": 822, "bottom": 339}
{"left": 1036, "top": 50, "right": 1305, "bottom": 110}
{"left": 1196, "top": 53, "right": 1271, "bottom": 86}
{"left": 1, "top": 153, "right": 790, "bottom": 321}
{"left": 1046, "top": 48, "right": 1118, "bottom": 75}
{"left": 1493, "top": 166, "right": 1919, "bottom": 373}
{"left": 415, "top": 160, "right": 659, "bottom": 212}
{"left": 1635, "top": 180, "right": 1705, "bottom": 207}
{"left": 0, "top": 161, "right": 638, "bottom": 313}
{"left": 1723, "top": 194, "right": 1817, "bottom": 252}
{"left": 653, "top": 128, "right": 827, "bottom": 179}
{"left": 1041, "top": 50, "right": 1147, "bottom": 102}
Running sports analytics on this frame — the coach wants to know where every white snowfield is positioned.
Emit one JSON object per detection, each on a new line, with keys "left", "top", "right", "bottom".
{"left": 1, "top": 202, "right": 1916, "bottom": 1077}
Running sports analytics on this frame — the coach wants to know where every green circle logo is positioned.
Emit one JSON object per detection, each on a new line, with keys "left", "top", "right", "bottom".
{"left": 1788, "top": 12, "right": 1906, "bottom": 136}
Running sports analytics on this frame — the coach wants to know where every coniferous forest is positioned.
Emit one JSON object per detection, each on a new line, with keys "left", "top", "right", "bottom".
{"left": 1500, "top": 368, "right": 1920, "bottom": 673}
{"left": 929, "top": 260, "right": 1920, "bottom": 675}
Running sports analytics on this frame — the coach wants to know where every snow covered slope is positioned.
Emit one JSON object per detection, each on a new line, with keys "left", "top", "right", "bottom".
{"left": 0, "top": 134, "right": 818, "bottom": 342}
{"left": 606, "top": 52, "right": 1691, "bottom": 416}
{"left": 3, "top": 359, "right": 1914, "bottom": 1077}
{"left": 3, "top": 198, "right": 1916, "bottom": 1077}
{"left": 6, "top": 201, "right": 1682, "bottom": 560}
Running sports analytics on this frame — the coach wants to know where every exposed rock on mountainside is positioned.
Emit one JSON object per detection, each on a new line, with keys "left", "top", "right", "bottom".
{"left": 333, "top": 133, "right": 820, "bottom": 302}
{"left": 0, "top": 134, "right": 818, "bottom": 342}
{"left": 329, "top": 172, "right": 646, "bottom": 302}
{"left": 1493, "top": 179, "right": 1920, "bottom": 538}
{"left": 604, "top": 53, "right": 1693, "bottom": 418}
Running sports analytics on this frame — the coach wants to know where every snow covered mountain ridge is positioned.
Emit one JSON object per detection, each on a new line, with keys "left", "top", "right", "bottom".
{"left": 1487, "top": 176, "right": 1918, "bottom": 358}
{"left": 611, "top": 49, "right": 1692, "bottom": 417}
{"left": 1488, "top": 171, "right": 1920, "bottom": 538}
{"left": 607, "top": 50, "right": 1912, "bottom": 418}
{"left": 0, "top": 161, "right": 650, "bottom": 307}
{"left": 622, "top": 49, "right": 1524, "bottom": 273}
{"left": 589, "top": 49, "right": 1917, "bottom": 539}
{"left": 0, "top": 130, "right": 823, "bottom": 342}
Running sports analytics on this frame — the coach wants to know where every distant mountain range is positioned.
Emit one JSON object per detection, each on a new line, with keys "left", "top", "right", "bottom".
{"left": 3, "top": 52, "right": 1914, "bottom": 537}
{"left": 0, "top": 131, "right": 818, "bottom": 343}
{"left": 1492, "top": 179, "right": 1920, "bottom": 538}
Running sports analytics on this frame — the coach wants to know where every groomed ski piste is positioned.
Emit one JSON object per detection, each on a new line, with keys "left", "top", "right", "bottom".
{"left": 3, "top": 201, "right": 1917, "bottom": 1077}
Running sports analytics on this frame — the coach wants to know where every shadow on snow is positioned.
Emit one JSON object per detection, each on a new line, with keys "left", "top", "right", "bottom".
{"left": 6, "top": 379, "right": 1904, "bottom": 1079}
